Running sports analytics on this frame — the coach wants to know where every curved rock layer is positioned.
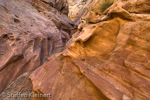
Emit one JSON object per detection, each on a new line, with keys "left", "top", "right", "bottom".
{"left": 0, "top": 0, "right": 74, "bottom": 93}
{"left": 30, "top": 0, "right": 150, "bottom": 100}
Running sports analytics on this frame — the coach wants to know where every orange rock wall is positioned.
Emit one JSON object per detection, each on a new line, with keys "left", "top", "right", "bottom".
{"left": 30, "top": 0, "right": 150, "bottom": 100}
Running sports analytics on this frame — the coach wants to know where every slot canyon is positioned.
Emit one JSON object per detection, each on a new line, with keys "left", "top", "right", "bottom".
{"left": 0, "top": 0, "right": 150, "bottom": 100}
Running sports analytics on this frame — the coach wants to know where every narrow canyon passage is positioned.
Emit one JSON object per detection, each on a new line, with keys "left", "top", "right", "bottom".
{"left": 1, "top": 0, "right": 150, "bottom": 100}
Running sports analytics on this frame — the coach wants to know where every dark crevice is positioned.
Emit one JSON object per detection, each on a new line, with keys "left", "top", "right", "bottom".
{"left": 14, "top": 18, "right": 21, "bottom": 23}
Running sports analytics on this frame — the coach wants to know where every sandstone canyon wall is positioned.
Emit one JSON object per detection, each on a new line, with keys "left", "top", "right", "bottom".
{"left": 1, "top": 0, "right": 150, "bottom": 100}
{"left": 0, "top": 0, "right": 74, "bottom": 95}
{"left": 29, "top": 0, "right": 150, "bottom": 100}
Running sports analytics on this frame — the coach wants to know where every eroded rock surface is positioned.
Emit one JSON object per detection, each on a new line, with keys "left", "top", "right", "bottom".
{"left": 0, "top": 72, "right": 32, "bottom": 100}
{"left": 30, "top": 0, "right": 150, "bottom": 100}
{"left": 0, "top": 0, "right": 74, "bottom": 94}
{"left": 68, "top": 0, "right": 88, "bottom": 20}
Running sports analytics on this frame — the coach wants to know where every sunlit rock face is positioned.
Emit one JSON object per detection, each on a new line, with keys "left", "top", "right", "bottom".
{"left": 75, "top": 0, "right": 114, "bottom": 25}
{"left": 0, "top": 0, "right": 74, "bottom": 94}
{"left": 30, "top": 0, "right": 150, "bottom": 100}
{"left": 68, "top": 0, "right": 87, "bottom": 20}
{"left": 68, "top": 0, "right": 115, "bottom": 24}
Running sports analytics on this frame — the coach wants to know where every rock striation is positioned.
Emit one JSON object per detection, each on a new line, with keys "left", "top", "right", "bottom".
{"left": 0, "top": 72, "right": 32, "bottom": 100}
{"left": 30, "top": 0, "right": 150, "bottom": 100}
{"left": 0, "top": 0, "right": 74, "bottom": 94}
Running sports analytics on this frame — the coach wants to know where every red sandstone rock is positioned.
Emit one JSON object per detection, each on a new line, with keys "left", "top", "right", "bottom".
{"left": 0, "top": 0, "right": 74, "bottom": 94}
{"left": 0, "top": 72, "right": 32, "bottom": 100}
{"left": 30, "top": 0, "right": 150, "bottom": 100}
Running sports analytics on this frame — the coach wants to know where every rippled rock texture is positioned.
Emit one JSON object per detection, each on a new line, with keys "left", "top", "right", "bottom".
{"left": 30, "top": 0, "right": 150, "bottom": 100}
{"left": 0, "top": 0, "right": 74, "bottom": 94}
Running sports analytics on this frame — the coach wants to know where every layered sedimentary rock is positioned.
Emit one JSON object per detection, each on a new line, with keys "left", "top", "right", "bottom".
{"left": 30, "top": 0, "right": 150, "bottom": 100}
{"left": 0, "top": 0, "right": 74, "bottom": 94}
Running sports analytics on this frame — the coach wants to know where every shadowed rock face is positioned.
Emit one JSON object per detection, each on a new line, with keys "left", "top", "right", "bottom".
{"left": 0, "top": 72, "right": 32, "bottom": 100}
{"left": 29, "top": 0, "right": 150, "bottom": 100}
{"left": 0, "top": 0, "right": 74, "bottom": 94}
{"left": 32, "top": 0, "right": 69, "bottom": 15}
